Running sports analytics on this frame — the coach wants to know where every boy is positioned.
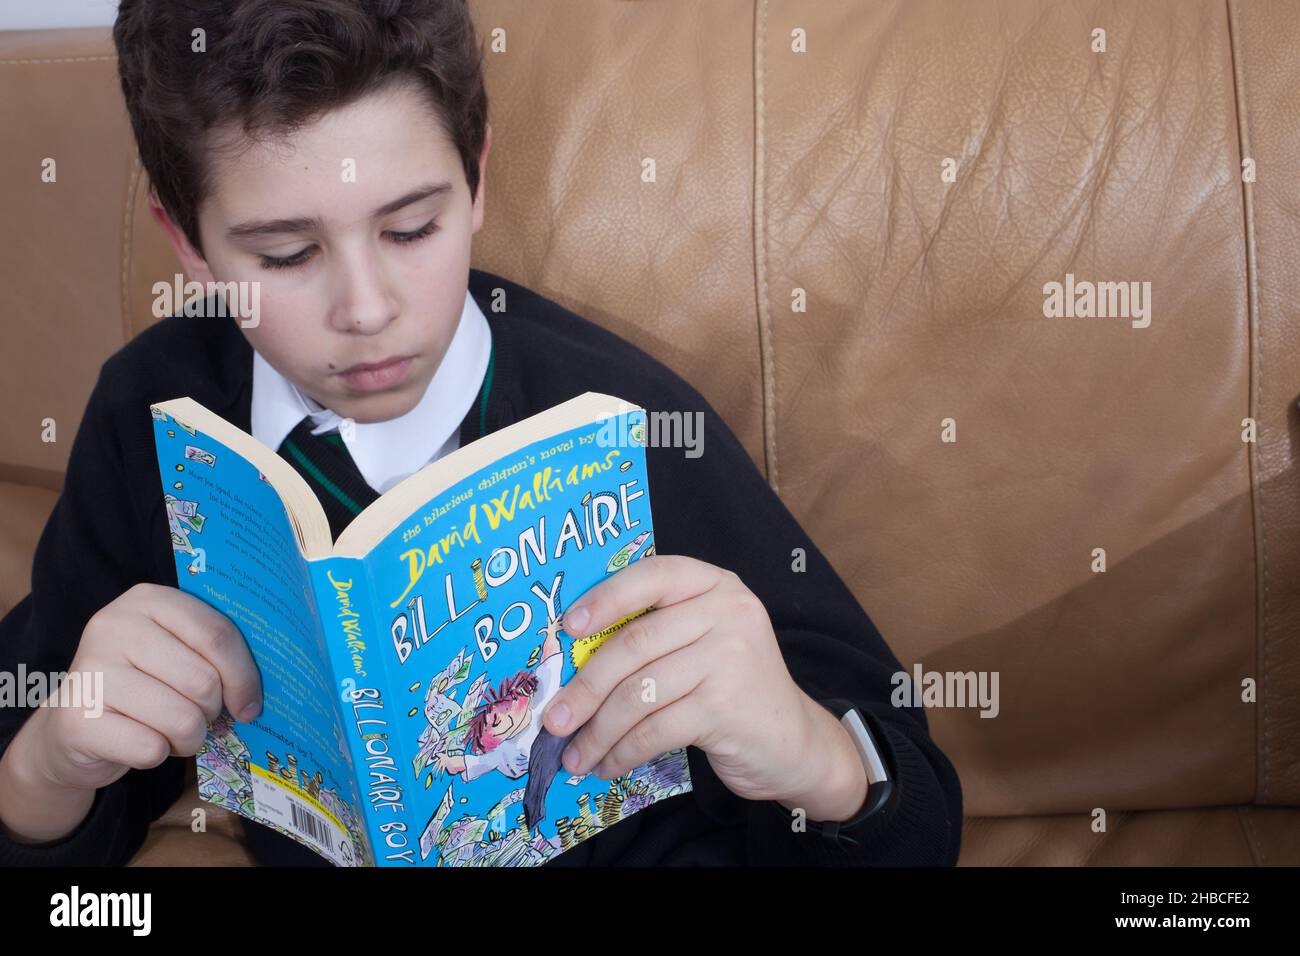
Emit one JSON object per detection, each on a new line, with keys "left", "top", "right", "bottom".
{"left": 0, "top": 0, "right": 961, "bottom": 866}
{"left": 436, "top": 616, "right": 566, "bottom": 784}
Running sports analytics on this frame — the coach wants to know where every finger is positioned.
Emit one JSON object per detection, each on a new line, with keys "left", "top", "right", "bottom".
{"left": 560, "top": 554, "right": 725, "bottom": 643}
{"left": 65, "top": 710, "right": 172, "bottom": 773}
{"left": 591, "top": 696, "right": 699, "bottom": 781}
{"left": 101, "top": 667, "right": 213, "bottom": 756}
{"left": 122, "top": 619, "right": 225, "bottom": 722}
{"left": 143, "top": 588, "right": 263, "bottom": 721}
{"left": 562, "top": 642, "right": 706, "bottom": 776}
{"left": 545, "top": 587, "right": 728, "bottom": 738}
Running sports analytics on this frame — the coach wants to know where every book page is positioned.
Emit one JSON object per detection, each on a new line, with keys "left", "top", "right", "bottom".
{"left": 150, "top": 405, "right": 368, "bottom": 866}
{"left": 358, "top": 407, "right": 693, "bottom": 866}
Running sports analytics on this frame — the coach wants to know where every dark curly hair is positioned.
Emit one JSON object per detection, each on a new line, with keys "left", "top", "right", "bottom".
{"left": 468, "top": 669, "right": 540, "bottom": 753}
{"left": 113, "top": 0, "right": 489, "bottom": 254}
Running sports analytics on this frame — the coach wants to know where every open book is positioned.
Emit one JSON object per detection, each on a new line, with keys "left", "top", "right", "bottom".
{"left": 149, "top": 392, "right": 692, "bottom": 866}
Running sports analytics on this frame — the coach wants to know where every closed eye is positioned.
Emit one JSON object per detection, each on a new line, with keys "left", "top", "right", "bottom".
{"left": 386, "top": 219, "right": 440, "bottom": 244}
{"left": 257, "top": 219, "right": 440, "bottom": 271}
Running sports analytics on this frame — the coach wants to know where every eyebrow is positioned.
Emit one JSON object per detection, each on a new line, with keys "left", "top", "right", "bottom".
{"left": 225, "top": 181, "right": 454, "bottom": 241}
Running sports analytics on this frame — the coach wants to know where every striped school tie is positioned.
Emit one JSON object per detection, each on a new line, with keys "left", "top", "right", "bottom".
{"left": 276, "top": 419, "right": 379, "bottom": 540}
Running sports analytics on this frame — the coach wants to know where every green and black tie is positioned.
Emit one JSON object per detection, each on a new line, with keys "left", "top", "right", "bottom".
{"left": 274, "top": 336, "right": 497, "bottom": 540}
{"left": 276, "top": 421, "right": 380, "bottom": 541}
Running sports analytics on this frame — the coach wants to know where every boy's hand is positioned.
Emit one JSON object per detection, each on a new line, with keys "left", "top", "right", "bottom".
{"left": 435, "top": 753, "right": 465, "bottom": 776}
{"left": 541, "top": 555, "right": 869, "bottom": 823}
{"left": 28, "top": 582, "right": 262, "bottom": 794}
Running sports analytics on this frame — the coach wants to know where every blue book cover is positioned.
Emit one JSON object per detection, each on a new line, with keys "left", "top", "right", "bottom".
{"left": 149, "top": 393, "right": 692, "bottom": 866}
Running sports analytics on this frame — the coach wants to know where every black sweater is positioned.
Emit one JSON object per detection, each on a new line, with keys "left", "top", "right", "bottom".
{"left": 0, "top": 268, "right": 962, "bottom": 866}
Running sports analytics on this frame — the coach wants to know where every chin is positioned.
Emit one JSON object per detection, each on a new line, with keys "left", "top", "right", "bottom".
{"left": 335, "top": 386, "right": 421, "bottom": 424}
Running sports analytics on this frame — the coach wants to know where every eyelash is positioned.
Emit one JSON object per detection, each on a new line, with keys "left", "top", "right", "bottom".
{"left": 257, "top": 219, "right": 440, "bottom": 271}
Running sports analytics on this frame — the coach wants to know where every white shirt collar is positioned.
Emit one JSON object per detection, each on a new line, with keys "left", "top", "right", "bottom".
{"left": 251, "top": 289, "right": 492, "bottom": 494}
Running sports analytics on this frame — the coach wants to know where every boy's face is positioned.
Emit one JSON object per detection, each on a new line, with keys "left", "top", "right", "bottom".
{"left": 485, "top": 694, "right": 531, "bottom": 745}
{"left": 154, "top": 79, "right": 491, "bottom": 424}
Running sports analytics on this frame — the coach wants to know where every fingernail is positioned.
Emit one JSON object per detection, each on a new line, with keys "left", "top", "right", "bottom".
{"left": 562, "top": 744, "right": 580, "bottom": 773}
{"left": 238, "top": 702, "right": 260, "bottom": 723}
{"left": 548, "top": 701, "right": 571, "bottom": 731}
{"left": 564, "top": 606, "right": 589, "bottom": 634}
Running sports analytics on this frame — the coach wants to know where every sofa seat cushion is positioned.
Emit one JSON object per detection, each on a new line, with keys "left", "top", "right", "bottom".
{"left": 961, "top": 806, "right": 1300, "bottom": 865}
{"left": 127, "top": 757, "right": 254, "bottom": 866}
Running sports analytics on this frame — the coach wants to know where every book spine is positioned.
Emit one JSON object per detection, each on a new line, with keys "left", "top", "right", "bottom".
{"left": 309, "top": 556, "right": 416, "bottom": 867}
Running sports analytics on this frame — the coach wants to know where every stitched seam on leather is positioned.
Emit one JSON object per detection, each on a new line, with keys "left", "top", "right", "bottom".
{"left": 1226, "top": 0, "right": 1267, "bottom": 804}
{"left": 0, "top": 55, "right": 116, "bottom": 65}
{"left": 1236, "top": 805, "right": 1265, "bottom": 865}
{"left": 121, "top": 158, "right": 143, "bottom": 343}
{"left": 1079, "top": 811, "right": 1115, "bottom": 867}
{"left": 753, "top": 0, "right": 779, "bottom": 492}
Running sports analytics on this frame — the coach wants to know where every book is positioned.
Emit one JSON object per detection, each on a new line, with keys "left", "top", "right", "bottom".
{"left": 148, "top": 392, "right": 692, "bottom": 866}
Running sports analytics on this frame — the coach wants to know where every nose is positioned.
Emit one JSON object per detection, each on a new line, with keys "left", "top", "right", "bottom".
{"left": 329, "top": 242, "right": 399, "bottom": 335}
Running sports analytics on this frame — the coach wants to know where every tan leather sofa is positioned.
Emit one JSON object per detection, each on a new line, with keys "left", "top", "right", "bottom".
{"left": 2, "top": 1, "right": 1298, "bottom": 867}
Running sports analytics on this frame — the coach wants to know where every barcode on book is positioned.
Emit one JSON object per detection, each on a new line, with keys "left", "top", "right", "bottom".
{"left": 249, "top": 771, "right": 355, "bottom": 867}
{"left": 289, "top": 803, "right": 332, "bottom": 846}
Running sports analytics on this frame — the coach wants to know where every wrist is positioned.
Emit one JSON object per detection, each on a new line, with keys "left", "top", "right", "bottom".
{"left": 776, "top": 695, "right": 870, "bottom": 823}
{"left": 0, "top": 714, "right": 97, "bottom": 845}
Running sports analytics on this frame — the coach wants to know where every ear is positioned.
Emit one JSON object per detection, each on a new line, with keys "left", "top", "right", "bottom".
{"left": 147, "top": 191, "right": 216, "bottom": 284}
{"left": 471, "top": 121, "right": 491, "bottom": 235}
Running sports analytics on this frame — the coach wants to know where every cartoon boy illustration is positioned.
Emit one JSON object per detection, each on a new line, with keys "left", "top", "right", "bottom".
{"left": 435, "top": 616, "right": 566, "bottom": 783}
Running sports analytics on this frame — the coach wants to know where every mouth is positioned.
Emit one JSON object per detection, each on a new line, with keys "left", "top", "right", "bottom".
{"left": 337, "top": 354, "right": 416, "bottom": 392}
